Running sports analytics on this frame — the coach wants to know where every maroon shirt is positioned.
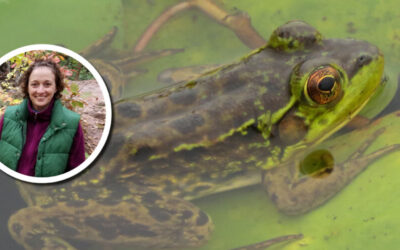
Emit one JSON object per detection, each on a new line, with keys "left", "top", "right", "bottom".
{"left": 0, "top": 99, "right": 85, "bottom": 176}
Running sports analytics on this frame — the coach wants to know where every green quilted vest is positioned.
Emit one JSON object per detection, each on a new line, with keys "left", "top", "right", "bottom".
{"left": 0, "top": 99, "right": 80, "bottom": 177}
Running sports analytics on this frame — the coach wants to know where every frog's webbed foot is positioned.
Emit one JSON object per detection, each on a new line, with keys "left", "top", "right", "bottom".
{"left": 91, "top": 48, "right": 183, "bottom": 100}
{"left": 263, "top": 128, "right": 400, "bottom": 215}
{"left": 8, "top": 185, "right": 213, "bottom": 249}
{"left": 78, "top": 24, "right": 184, "bottom": 100}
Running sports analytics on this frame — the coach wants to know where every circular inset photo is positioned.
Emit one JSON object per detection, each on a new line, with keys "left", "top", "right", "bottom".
{"left": 0, "top": 44, "right": 112, "bottom": 183}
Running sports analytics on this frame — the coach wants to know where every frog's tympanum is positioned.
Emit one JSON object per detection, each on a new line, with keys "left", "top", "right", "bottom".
{"left": 9, "top": 21, "right": 386, "bottom": 249}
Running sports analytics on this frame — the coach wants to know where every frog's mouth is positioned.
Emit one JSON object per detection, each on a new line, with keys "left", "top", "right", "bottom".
{"left": 281, "top": 95, "right": 373, "bottom": 164}
{"left": 311, "top": 93, "right": 373, "bottom": 146}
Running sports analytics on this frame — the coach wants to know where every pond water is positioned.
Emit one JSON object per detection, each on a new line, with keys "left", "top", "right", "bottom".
{"left": 0, "top": 0, "right": 399, "bottom": 249}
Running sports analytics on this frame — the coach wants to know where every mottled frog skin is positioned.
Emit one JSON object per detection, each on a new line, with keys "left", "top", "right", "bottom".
{"left": 9, "top": 21, "right": 384, "bottom": 249}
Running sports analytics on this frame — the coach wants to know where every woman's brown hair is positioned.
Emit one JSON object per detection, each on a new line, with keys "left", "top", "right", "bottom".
{"left": 20, "top": 59, "right": 65, "bottom": 99}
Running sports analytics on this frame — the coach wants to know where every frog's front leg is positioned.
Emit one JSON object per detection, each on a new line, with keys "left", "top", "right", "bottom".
{"left": 8, "top": 185, "right": 213, "bottom": 250}
{"left": 263, "top": 129, "right": 400, "bottom": 215}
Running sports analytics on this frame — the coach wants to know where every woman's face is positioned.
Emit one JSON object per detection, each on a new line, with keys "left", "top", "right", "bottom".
{"left": 28, "top": 66, "right": 57, "bottom": 111}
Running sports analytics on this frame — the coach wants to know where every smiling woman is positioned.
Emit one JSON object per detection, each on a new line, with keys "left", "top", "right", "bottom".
{"left": 0, "top": 59, "right": 85, "bottom": 177}
{"left": 25, "top": 64, "right": 60, "bottom": 111}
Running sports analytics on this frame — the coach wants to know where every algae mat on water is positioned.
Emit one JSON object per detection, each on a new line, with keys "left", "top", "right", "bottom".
{"left": 0, "top": 0, "right": 399, "bottom": 249}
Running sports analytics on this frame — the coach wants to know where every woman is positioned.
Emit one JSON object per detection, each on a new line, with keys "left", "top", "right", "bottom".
{"left": 0, "top": 59, "right": 85, "bottom": 177}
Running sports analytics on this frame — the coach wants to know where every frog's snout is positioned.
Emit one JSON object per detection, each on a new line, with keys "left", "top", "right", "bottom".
{"left": 355, "top": 44, "right": 382, "bottom": 69}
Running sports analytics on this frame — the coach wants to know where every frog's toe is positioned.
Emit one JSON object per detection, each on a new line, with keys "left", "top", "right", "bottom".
{"left": 169, "top": 210, "right": 214, "bottom": 248}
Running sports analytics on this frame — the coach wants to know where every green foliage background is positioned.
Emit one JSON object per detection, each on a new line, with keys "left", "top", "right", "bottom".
{"left": 0, "top": 0, "right": 399, "bottom": 249}
{"left": 0, "top": 50, "right": 92, "bottom": 113}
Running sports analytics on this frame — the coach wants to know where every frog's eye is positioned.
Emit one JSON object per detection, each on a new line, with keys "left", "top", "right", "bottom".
{"left": 306, "top": 66, "right": 341, "bottom": 104}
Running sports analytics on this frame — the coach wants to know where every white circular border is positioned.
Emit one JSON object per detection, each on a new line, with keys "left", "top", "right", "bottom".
{"left": 0, "top": 44, "right": 112, "bottom": 184}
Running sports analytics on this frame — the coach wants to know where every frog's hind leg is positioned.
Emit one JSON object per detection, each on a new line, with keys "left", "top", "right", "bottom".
{"left": 134, "top": 0, "right": 266, "bottom": 52}
{"left": 8, "top": 186, "right": 213, "bottom": 250}
{"left": 263, "top": 128, "right": 400, "bottom": 215}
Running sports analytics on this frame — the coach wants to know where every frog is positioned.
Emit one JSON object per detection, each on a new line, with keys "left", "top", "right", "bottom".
{"left": 6, "top": 20, "right": 393, "bottom": 250}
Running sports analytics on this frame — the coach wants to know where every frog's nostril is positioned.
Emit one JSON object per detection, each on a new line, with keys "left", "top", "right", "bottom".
{"left": 356, "top": 55, "right": 372, "bottom": 67}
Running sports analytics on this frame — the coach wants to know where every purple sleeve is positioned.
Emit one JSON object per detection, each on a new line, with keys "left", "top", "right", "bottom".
{"left": 66, "top": 122, "right": 86, "bottom": 171}
{"left": 0, "top": 115, "right": 3, "bottom": 140}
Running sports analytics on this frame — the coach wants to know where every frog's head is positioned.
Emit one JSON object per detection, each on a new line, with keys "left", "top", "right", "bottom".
{"left": 273, "top": 21, "right": 384, "bottom": 158}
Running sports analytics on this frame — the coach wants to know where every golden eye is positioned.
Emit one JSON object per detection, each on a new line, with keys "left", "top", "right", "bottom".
{"left": 306, "top": 66, "right": 341, "bottom": 104}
